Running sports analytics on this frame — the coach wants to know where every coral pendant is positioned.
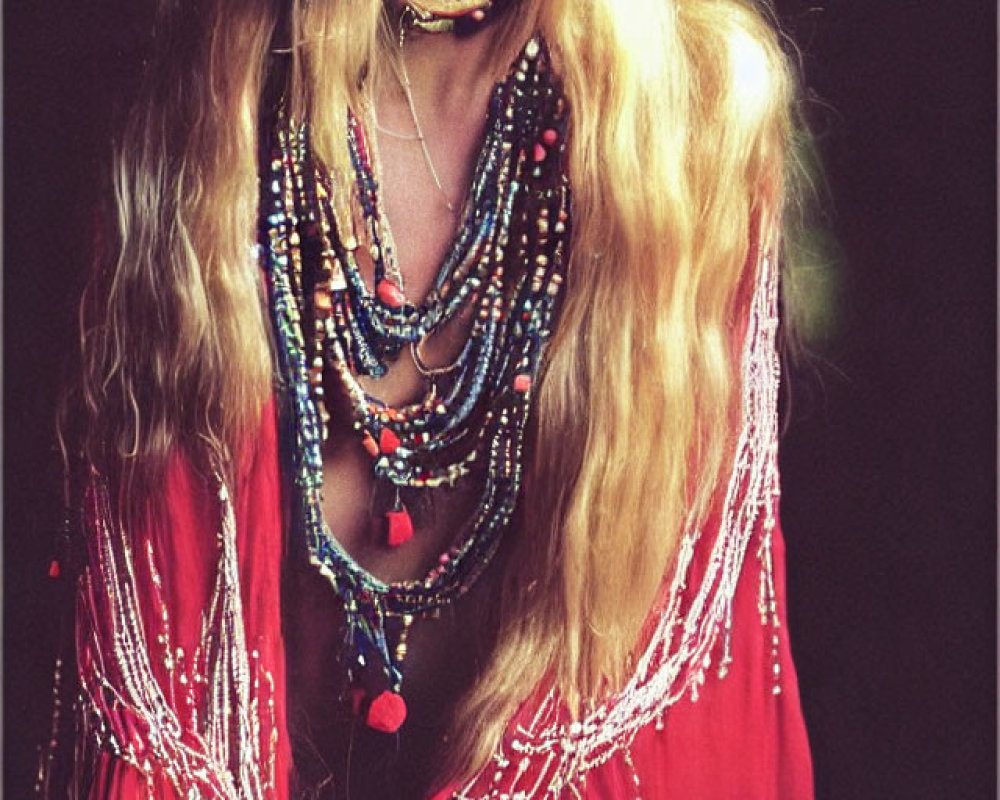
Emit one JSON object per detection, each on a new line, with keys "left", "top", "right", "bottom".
{"left": 386, "top": 508, "right": 414, "bottom": 547}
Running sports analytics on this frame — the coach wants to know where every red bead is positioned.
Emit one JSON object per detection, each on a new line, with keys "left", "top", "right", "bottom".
{"left": 48, "top": 559, "right": 60, "bottom": 579}
{"left": 366, "top": 690, "right": 407, "bottom": 733}
{"left": 361, "top": 431, "right": 380, "bottom": 458}
{"left": 386, "top": 509, "right": 414, "bottom": 547}
{"left": 533, "top": 143, "right": 547, "bottom": 162}
{"left": 542, "top": 128, "right": 559, "bottom": 146}
{"left": 514, "top": 374, "right": 532, "bottom": 393}
{"left": 379, "top": 428, "right": 401, "bottom": 454}
{"left": 376, "top": 279, "right": 406, "bottom": 309}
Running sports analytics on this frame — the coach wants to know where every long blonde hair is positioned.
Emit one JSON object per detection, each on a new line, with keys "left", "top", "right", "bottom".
{"left": 80, "top": 0, "right": 796, "bottom": 783}
{"left": 78, "top": 0, "right": 277, "bottom": 499}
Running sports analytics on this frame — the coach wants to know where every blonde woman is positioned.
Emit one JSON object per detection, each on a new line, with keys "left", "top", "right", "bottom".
{"left": 61, "top": 0, "right": 813, "bottom": 797}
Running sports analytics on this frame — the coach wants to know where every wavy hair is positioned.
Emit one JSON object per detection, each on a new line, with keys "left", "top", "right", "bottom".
{"left": 78, "top": 0, "right": 797, "bottom": 784}
{"left": 76, "top": 0, "right": 277, "bottom": 501}
{"left": 442, "top": 0, "right": 796, "bottom": 780}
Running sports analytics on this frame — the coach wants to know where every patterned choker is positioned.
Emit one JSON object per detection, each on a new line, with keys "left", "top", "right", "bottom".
{"left": 262, "top": 36, "right": 569, "bottom": 732}
{"left": 401, "top": 1, "right": 504, "bottom": 34}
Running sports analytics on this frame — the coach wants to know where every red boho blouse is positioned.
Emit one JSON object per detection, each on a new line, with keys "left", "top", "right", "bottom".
{"left": 73, "top": 249, "right": 813, "bottom": 798}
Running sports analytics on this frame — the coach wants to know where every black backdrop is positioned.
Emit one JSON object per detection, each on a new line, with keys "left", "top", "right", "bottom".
{"left": 4, "top": 2, "right": 996, "bottom": 797}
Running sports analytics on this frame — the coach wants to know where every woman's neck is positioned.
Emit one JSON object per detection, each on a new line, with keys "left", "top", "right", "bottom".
{"left": 391, "top": 19, "right": 501, "bottom": 112}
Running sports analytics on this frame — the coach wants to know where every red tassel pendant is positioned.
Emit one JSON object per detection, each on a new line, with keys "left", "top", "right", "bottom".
{"left": 349, "top": 686, "right": 408, "bottom": 734}
{"left": 386, "top": 507, "right": 414, "bottom": 548}
{"left": 366, "top": 690, "right": 408, "bottom": 733}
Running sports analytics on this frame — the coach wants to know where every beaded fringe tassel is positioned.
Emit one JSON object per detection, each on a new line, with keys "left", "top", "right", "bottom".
{"left": 73, "top": 477, "right": 279, "bottom": 798}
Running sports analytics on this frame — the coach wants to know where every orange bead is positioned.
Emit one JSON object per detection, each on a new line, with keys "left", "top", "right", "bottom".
{"left": 376, "top": 279, "right": 406, "bottom": 309}
{"left": 361, "top": 431, "right": 379, "bottom": 458}
{"left": 314, "top": 290, "right": 332, "bottom": 312}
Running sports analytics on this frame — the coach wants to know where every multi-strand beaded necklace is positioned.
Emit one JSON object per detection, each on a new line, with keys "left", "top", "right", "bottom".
{"left": 261, "top": 35, "right": 569, "bottom": 731}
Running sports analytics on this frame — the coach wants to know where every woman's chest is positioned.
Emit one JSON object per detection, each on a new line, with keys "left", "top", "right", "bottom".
{"left": 283, "top": 516, "right": 502, "bottom": 800}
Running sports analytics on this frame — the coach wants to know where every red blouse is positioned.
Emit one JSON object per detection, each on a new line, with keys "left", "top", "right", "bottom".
{"left": 74, "top": 252, "right": 812, "bottom": 798}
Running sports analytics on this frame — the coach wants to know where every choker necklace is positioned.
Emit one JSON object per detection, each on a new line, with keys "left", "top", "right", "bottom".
{"left": 402, "top": 1, "right": 499, "bottom": 34}
{"left": 262, "top": 34, "right": 569, "bottom": 733}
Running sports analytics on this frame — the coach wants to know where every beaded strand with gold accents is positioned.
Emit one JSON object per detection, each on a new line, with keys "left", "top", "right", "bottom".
{"left": 262, "top": 35, "right": 569, "bottom": 732}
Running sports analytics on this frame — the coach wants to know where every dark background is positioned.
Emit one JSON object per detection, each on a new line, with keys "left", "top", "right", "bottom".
{"left": 4, "top": 2, "right": 996, "bottom": 797}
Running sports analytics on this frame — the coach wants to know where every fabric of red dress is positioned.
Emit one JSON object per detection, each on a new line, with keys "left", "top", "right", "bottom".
{"left": 75, "top": 411, "right": 811, "bottom": 798}
{"left": 618, "top": 521, "right": 813, "bottom": 800}
{"left": 432, "top": 512, "right": 815, "bottom": 799}
{"left": 75, "top": 375, "right": 812, "bottom": 797}
{"left": 76, "top": 399, "right": 291, "bottom": 798}
{"left": 73, "top": 233, "right": 812, "bottom": 796}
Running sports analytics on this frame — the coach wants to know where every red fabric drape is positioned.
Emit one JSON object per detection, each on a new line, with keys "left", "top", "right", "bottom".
{"left": 80, "top": 399, "right": 290, "bottom": 799}
{"left": 83, "top": 406, "right": 811, "bottom": 799}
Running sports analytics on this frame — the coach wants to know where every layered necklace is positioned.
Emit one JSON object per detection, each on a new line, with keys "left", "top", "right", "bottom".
{"left": 261, "top": 27, "right": 570, "bottom": 732}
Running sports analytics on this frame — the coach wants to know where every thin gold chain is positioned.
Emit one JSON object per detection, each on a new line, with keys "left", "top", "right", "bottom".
{"left": 394, "top": 17, "right": 457, "bottom": 213}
